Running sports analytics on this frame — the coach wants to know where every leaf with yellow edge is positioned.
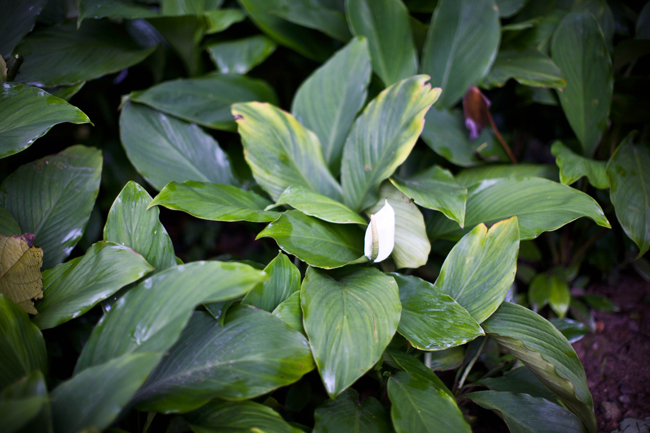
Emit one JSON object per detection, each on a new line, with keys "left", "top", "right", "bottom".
{"left": 0, "top": 234, "right": 43, "bottom": 314}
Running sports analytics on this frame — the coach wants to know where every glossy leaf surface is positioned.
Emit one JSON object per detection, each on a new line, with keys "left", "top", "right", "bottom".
{"left": 271, "top": 185, "right": 366, "bottom": 225}
{"left": 0, "top": 369, "right": 50, "bottom": 433}
{"left": 479, "top": 366, "right": 558, "bottom": 402}
{"left": 0, "top": 145, "right": 102, "bottom": 269}
{"left": 78, "top": 0, "right": 159, "bottom": 22}
{"left": 120, "top": 103, "right": 235, "bottom": 191}
{"left": 551, "top": 141, "right": 609, "bottom": 189}
{"left": 272, "top": 0, "right": 350, "bottom": 42}
{"left": 243, "top": 251, "right": 301, "bottom": 311}
{"left": 455, "top": 164, "right": 559, "bottom": 186}
{"left": 0, "top": 209, "right": 21, "bottom": 236}
{"left": 291, "top": 37, "right": 371, "bottom": 172}
{"left": 392, "top": 273, "right": 483, "bottom": 351}
{"left": 427, "top": 178, "right": 610, "bottom": 241}
{"left": 0, "top": 0, "right": 47, "bottom": 57}
{"left": 150, "top": 181, "right": 280, "bottom": 223}
{"left": 0, "top": 83, "right": 91, "bottom": 159}
{"left": 134, "top": 307, "right": 314, "bottom": 413}
{"left": 302, "top": 267, "right": 400, "bottom": 397}
{"left": 341, "top": 76, "right": 440, "bottom": 211}
{"left": 272, "top": 291, "right": 304, "bottom": 334}
{"left": 34, "top": 241, "right": 153, "bottom": 330}
{"left": 206, "top": 35, "right": 277, "bottom": 74}
{"left": 313, "top": 388, "right": 392, "bottom": 433}
{"left": 484, "top": 48, "right": 566, "bottom": 89}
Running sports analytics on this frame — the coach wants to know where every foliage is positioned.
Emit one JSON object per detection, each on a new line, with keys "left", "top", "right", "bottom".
{"left": 0, "top": 0, "right": 648, "bottom": 432}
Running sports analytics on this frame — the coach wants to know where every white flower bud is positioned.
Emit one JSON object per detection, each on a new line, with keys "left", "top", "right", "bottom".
{"left": 364, "top": 199, "right": 395, "bottom": 263}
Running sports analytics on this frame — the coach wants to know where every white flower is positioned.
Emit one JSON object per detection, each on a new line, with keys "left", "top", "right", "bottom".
{"left": 364, "top": 199, "right": 395, "bottom": 263}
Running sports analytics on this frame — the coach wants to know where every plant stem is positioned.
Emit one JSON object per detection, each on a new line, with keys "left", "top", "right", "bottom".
{"left": 454, "top": 338, "right": 487, "bottom": 394}
{"left": 487, "top": 111, "right": 517, "bottom": 164}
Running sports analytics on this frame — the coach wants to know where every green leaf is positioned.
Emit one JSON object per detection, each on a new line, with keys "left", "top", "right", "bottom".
{"left": 203, "top": 9, "right": 246, "bottom": 33}
{"left": 161, "top": 0, "right": 223, "bottom": 15}
{"left": 0, "top": 145, "right": 102, "bottom": 269}
{"left": 237, "top": 0, "right": 335, "bottom": 62}
{"left": 257, "top": 211, "right": 365, "bottom": 269}
{"left": 243, "top": 251, "right": 301, "bottom": 311}
{"left": 313, "top": 388, "right": 392, "bottom": 433}
{"left": 148, "top": 15, "right": 206, "bottom": 77}
{"left": 0, "top": 370, "right": 51, "bottom": 433}
{"left": 385, "top": 349, "right": 453, "bottom": 396}
{"left": 482, "top": 302, "right": 596, "bottom": 433}
{"left": 14, "top": 20, "right": 156, "bottom": 87}
{"left": 0, "top": 83, "right": 91, "bottom": 159}
{"left": 119, "top": 102, "right": 235, "bottom": 191}
{"left": 580, "top": 294, "right": 619, "bottom": 313}
{"left": 465, "top": 391, "right": 587, "bottom": 433}
{"left": 427, "top": 177, "right": 610, "bottom": 241}
{"left": 479, "top": 365, "right": 558, "bottom": 402}
{"left": 392, "top": 273, "right": 483, "bottom": 351}
{"left": 272, "top": 291, "right": 304, "bottom": 334}
{"left": 341, "top": 76, "right": 441, "bottom": 211}
{"left": 528, "top": 273, "right": 570, "bottom": 318}
{"left": 302, "top": 267, "right": 400, "bottom": 397}
{"left": 455, "top": 164, "right": 559, "bottom": 187}
{"left": 52, "top": 352, "right": 163, "bottom": 433}
{"left": 0, "top": 208, "right": 21, "bottom": 236}
{"left": 434, "top": 217, "right": 519, "bottom": 323}
{"left": 421, "top": 0, "right": 500, "bottom": 107}
{"left": 271, "top": 185, "right": 367, "bottom": 225}
{"left": 133, "top": 306, "right": 314, "bottom": 413}
{"left": 483, "top": 48, "right": 566, "bottom": 89}
{"left": 421, "top": 107, "right": 506, "bottom": 167}
{"left": 33, "top": 241, "right": 153, "bottom": 330}
{"left": 185, "top": 399, "right": 299, "bottom": 433}
{"left": 45, "top": 81, "right": 86, "bottom": 102}
{"left": 346, "top": 0, "right": 418, "bottom": 87}
{"left": 271, "top": 0, "right": 351, "bottom": 42}
{"left": 291, "top": 37, "right": 371, "bottom": 173}
{"left": 78, "top": 0, "right": 159, "bottom": 23}
{"left": 0, "top": 0, "right": 47, "bottom": 58}
{"left": 551, "top": 11, "right": 612, "bottom": 156}
{"left": 150, "top": 181, "right": 281, "bottom": 223}
{"left": 391, "top": 165, "right": 467, "bottom": 227}
{"left": 496, "top": 0, "right": 528, "bottom": 18}
{"left": 128, "top": 73, "right": 278, "bottom": 131}
{"left": 367, "top": 183, "right": 430, "bottom": 269}
{"left": 550, "top": 318, "right": 590, "bottom": 344}
{"left": 232, "top": 102, "right": 343, "bottom": 202}
{"left": 606, "top": 137, "right": 650, "bottom": 258}
{"left": 0, "top": 295, "right": 47, "bottom": 389}
{"left": 75, "top": 261, "right": 267, "bottom": 372}
{"left": 388, "top": 371, "right": 471, "bottom": 433}
{"left": 551, "top": 141, "right": 609, "bottom": 189}
{"left": 104, "top": 181, "right": 176, "bottom": 272}
{"left": 206, "top": 35, "right": 277, "bottom": 74}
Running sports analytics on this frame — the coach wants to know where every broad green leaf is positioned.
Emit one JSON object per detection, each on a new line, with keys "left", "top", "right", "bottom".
{"left": 0, "top": 234, "right": 43, "bottom": 315}
{"left": 313, "top": 388, "right": 392, "bottom": 433}
{"left": 272, "top": 291, "right": 304, "bottom": 334}
{"left": 302, "top": 267, "right": 400, "bottom": 397}
{"left": 161, "top": 0, "right": 223, "bottom": 15}
{"left": 483, "top": 48, "right": 566, "bottom": 89}
{"left": 271, "top": 185, "right": 367, "bottom": 225}
{"left": 104, "top": 181, "right": 177, "bottom": 272}
{"left": 426, "top": 347, "right": 465, "bottom": 371}
{"left": 392, "top": 273, "right": 483, "bottom": 351}
{"left": 206, "top": 35, "right": 277, "bottom": 74}
{"left": 232, "top": 102, "right": 343, "bottom": 202}
{"left": 482, "top": 302, "right": 596, "bottom": 433}
{"left": 14, "top": 20, "right": 156, "bottom": 87}
{"left": 0, "top": 370, "right": 51, "bottom": 433}
{"left": 243, "top": 251, "right": 301, "bottom": 311}
{"left": 45, "top": 81, "right": 86, "bottom": 102}
{"left": 421, "top": 0, "right": 500, "bottom": 107}
{"left": 341, "top": 76, "right": 441, "bottom": 211}
{"left": 0, "top": 83, "right": 91, "bottom": 158}
{"left": 367, "top": 183, "right": 430, "bottom": 269}
{"left": 128, "top": 73, "right": 278, "bottom": 131}
{"left": 33, "top": 241, "right": 154, "bottom": 330}
{"left": 257, "top": 211, "right": 365, "bottom": 269}
{"left": 203, "top": 9, "right": 246, "bottom": 33}
{"left": 120, "top": 102, "right": 235, "bottom": 191}
{"left": 75, "top": 261, "right": 267, "bottom": 372}
{"left": 466, "top": 391, "right": 587, "bottom": 433}
{"left": 384, "top": 349, "right": 453, "bottom": 396}
{"left": 479, "top": 365, "right": 558, "bottom": 402}
{"left": 391, "top": 165, "right": 467, "bottom": 227}
{"left": 52, "top": 352, "right": 163, "bottom": 433}
{"left": 291, "top": 37, "right": 371, "bottom": 173}
{"left": 606, "top": 137, "right": 650, "bottom": 258}
{"left": 148, "top": 15, "right": 206, "bottom": 77}
{"left": 551, "top": 12, "right": 612, "bottom": 156}
{"left": 237, "top": 0, "right": 335, "bottom": 62}
{"left": 427, "top": 177, "right": 610, "bottom": 241}
{"left": 78, "top": 0, "right": 159, "bottom": 23}
{"left": 150, "top": 181, "right": 281, "bottom": 223}
{"left": 186, "top": 400, "right": 299, "bottom": 433}
{"left": 580, "top": 294, "right": 619, "bottom": 313}
{"left": 388, "top": 371, "right": 471, "bottom": 433}
{"left": 0, "top": 295, "right": 47, "bottom": 389}
{"left": 496, "top": 0, "right": 528, "bottom": 17}
{"left": 0, "top": 208, "right": 21, "bottom": 236}
{"left": 434, "top": 217, "right": 519, "bottom": 323}
{"left": 528, "top": 273, "right": 570, "bottom": 318}
{"left": 550, "top": 318, "right": 590, "bottom": 344}
{"left": 271, "top": 0, "right": 351, "bottom": 42}
{"left": 551, "top": 141, "right": 609, "bottom": 189}
{"left": 421, "top": 107, "right": 506, "bottom": 167}
{"left": 0, "top": 145, "right": 102, "bottom": 269}
{"left": 455, "top": 164, "right": 558, "bottom": 187}
{"left": 0, "top": 0, "right": 47, "bottom": 57}
{"left": 346, "top": 0, "right": 418, "bottom": 87}
{"left": 133, "top": 306, "right": 314, "bottom": 413}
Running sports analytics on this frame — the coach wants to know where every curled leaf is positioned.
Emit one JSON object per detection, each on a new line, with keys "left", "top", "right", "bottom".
{"left": 0, "top": 233, "right": 43, "bottom": 314}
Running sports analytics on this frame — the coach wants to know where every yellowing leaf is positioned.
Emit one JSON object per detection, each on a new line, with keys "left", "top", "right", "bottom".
{"left": 0, "top": 234, "right": 43, "bottom": 314}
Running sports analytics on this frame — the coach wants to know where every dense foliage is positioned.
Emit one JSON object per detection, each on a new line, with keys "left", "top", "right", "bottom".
{"left": 1, "top": 0, "right": 649, "bottom": 432}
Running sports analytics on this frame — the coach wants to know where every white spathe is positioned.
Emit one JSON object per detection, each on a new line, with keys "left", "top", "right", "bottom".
{"left": 364, "top": 199, "right": 395, "bottom": 262}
